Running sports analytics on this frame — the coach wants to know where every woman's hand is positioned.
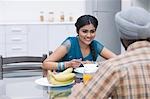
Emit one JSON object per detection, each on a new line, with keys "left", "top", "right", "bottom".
{"left": 82, "top": 60, "right": 93, "bottom": 64}
{"left": 65, "top": 59, "right": 96, "bottom": 69}
{"left": 66, "top": 58, "right": 82, "bottom": 68}
{"left": 70, "top": 59, "right": 82, "bottom": 68}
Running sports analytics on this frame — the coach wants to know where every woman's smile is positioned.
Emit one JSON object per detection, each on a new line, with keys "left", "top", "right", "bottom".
{"left": 84, "top": 37, "right": 93, "bottom": 43}
{"left": 79, "top": 24, "right": 96, "bottom": 45}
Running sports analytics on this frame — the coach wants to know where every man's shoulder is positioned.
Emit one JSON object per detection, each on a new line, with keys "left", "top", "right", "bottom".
{"left": 127, "top": 41, "right": 150, "bottom": 51}
{"left": 104, "top": 47, "right": 150, "bottom": 69}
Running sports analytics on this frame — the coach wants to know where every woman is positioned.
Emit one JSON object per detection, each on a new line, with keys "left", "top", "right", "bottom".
{"left": 43, "top": 15, "right": 116, "bottom": 71}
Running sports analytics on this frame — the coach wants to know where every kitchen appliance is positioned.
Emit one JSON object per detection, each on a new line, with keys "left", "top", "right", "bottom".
{"left": 85, "top": 0, "right": 121, "bottom": 60}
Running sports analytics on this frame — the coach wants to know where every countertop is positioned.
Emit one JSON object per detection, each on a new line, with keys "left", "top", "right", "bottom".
{"left": 0, "top": 21, "right": 75, "bottom": 25}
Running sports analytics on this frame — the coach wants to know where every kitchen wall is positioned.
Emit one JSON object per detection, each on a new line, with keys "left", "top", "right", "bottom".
{"left": 121, "top": 0, "right": 132, "bottom": 53}
{"left": 122, "top": 0, "right": 150, "bottom": 11}
{"left": 0, "top": 0, "right": 85, "bottom": 23}
{"left": 121, "top": 0, "right": 132, "bottom": 10}
{"left": 131, "top": 0, "right": 150, "bottom": 11}
{"left": 121, "top": 0, "right": 150, "bottom": 53}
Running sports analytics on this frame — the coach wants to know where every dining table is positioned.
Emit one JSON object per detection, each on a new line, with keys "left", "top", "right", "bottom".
{"left": 2, "top": 76, "right": 48, "bottom": 99}
{"left": 0, "top": 66, "right": 83, "bottom": 99}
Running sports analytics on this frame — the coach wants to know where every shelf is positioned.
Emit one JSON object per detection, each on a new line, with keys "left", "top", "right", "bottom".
{"left": 0, "top": 21, "right": 75, "bottom": 25}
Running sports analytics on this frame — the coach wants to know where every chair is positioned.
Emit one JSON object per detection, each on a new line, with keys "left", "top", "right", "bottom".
{"left": 42, "top": 51, "right": 53, "bottom": 77}
{"left": 0, "top": 54, "right": 47, "bottom": 79}
{"left": 115, "top": 7, "right": 150, "bottom": 40}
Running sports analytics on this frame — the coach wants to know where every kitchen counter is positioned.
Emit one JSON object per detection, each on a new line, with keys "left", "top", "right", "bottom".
{"left": 0, "top": 21, "right": 76, "bottom": 57}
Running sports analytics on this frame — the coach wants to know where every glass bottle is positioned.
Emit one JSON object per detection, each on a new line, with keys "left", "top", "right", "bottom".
{"left": 60, "top": 12, "right": 65, "bottom": 22}
{"left": 40, "top": 11, "right": 44, "bottom": 22}
{"left": 48, "top": 12, "right": 54, "bottom": 22}
{"left": 69, "top": 13, "right": 73, "bottom": 22}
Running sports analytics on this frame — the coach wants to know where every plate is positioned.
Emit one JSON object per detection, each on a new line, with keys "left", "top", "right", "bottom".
{"left": 74, "top": 67, "right": 84, "bottom": 74}
{"left": 35, "top": 77, "right": 75, "bottom": 87}
{"left": 74, "top": 66, "right": 98, "bottom": 74}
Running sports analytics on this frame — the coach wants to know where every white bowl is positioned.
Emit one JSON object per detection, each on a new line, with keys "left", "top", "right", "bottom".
{"left": 83, "top": 64, "right": 98, "bottom": 73}
{"left": 83, "top": 63, "right": 98, "bottom": 67}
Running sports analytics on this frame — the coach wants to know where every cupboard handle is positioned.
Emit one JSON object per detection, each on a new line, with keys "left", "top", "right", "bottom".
{"left": 11, "top": 38, "right": 22, "bottom": 41}
{"left": 11, "top": 28, "right": 22, "bottom": 32}
{"left": 11, "top": 47, "right": 22, "bottom": 50}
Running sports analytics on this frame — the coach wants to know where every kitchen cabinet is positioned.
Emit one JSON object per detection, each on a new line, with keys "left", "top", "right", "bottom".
{"left": 5, "top": 25, "right": 28, "bottom": 56}
{"left": 28, "top": 24, "right": 48, "bottom": 56}
{"left": 0, "top": 23, "right": 76, "bottom": 57}
{"left": 0, "top": 26, "right": 5, "bottom": 56}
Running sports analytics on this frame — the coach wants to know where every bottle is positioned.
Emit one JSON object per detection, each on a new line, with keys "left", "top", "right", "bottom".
{"left": 69, "top": 13, "right": 73, "bottom": 22}
{"left": 40, "top": 11, "right": 44, "bottom": 22}
{"left": 48, "top": 12, "right": 54, "bottom": 22}
{"left": 60, "top": 12, "right": 65, "bottom": 22}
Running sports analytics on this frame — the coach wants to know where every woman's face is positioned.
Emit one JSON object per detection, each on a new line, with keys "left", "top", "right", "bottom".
{"left": 78, "top": 24, "right": 96, "bottom": 45}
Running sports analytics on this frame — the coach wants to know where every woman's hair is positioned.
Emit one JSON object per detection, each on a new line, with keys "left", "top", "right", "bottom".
{"left": 90, "top": 42, "right": 97, "bottom": 61}
{"left": 75, "top": 15, "right": 98, "bottom": 61}
{"left": 75, "top": 15, "right": 98, "bottom": 33}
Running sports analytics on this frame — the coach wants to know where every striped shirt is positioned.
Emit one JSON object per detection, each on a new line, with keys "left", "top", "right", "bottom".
{"left": 69, "top": 41, "right": 150, "bottom": 99}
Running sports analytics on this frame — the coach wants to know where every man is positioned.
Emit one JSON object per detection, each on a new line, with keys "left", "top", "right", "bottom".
{"left": 69, "top": 7, "right": 150, "bottom": 99}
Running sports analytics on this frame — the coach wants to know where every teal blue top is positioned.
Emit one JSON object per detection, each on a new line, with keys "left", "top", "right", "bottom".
{"left": 59, "top": 36, "right": 104, "bottom": 62}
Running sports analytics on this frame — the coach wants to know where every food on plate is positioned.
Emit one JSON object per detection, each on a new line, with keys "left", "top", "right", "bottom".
{"left": 57, "top": 67, "right": 73, "bottom": 75}
{"left": 52, "top": 72, "right": 75, "bottom": 82}
{"left": 49, "top": 74, "right": 74, "bottom": 85}
{"left": 47, "top": 68, "right": 75, "bottom": 85}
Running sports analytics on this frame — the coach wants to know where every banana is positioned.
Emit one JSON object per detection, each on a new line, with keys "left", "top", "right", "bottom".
{"left": 52, "top": 73, "right": 75, "bottom": 82}
{"left": 50, "top": 76, "right": 74, "bottom": 85}
{"left": 61, "top": 68, "right": 73, "bottom": 74}
{"left": 47, "top": 70, "right": 75, "bottom": 85}
{"left": 55, "top": 68, "right": 73, "bottom": 76}
{"left": 47, "top": 70, "right": 53, "bottom": 84}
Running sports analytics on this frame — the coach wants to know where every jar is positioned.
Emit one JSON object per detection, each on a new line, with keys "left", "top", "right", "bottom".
{"left": 48, "top": 12, "right": 54, "bottom": 22}
{"left": 60, "top": 12, "right": 65, "bottom": 22}
{"left": 69, "top": 13, "right": 73, "bottom": 22}
{"left": 40, "top": 11, "right": 44, "bottom": 22}
{"left": 69, "top": 16, "right": 73, "bottom": 22}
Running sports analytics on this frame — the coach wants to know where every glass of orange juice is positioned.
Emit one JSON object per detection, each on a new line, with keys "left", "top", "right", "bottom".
{"left": 83, "top": 64, "right": 98, "bottom": 85}
{"left": 83, "top": 72, "right": 93, "bottom": 85}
